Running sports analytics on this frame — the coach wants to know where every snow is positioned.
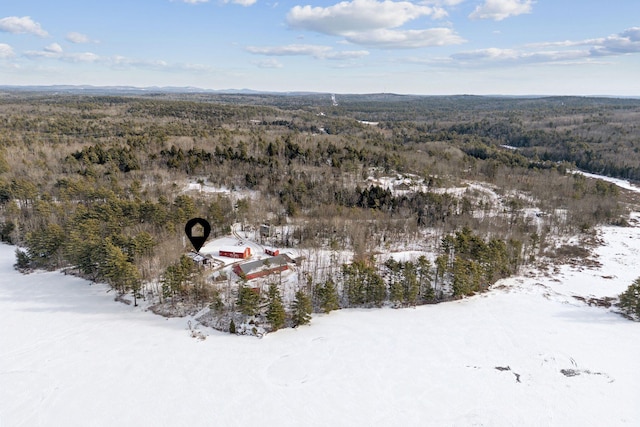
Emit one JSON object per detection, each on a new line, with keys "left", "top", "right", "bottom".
{"left": 182, "top": 180, "right": 260, "bottom": 200}
{"left": 2, "top": 220, "right": 640, "bottom": 425}
{"left": 573, "top": 170, "right": 640, "bottom": 193}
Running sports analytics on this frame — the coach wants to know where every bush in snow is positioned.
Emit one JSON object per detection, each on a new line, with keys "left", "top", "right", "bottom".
{"left": 618, "top": 277, "right": 640, "bottom": 320}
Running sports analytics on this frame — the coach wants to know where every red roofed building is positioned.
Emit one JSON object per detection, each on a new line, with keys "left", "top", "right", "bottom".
{"left": 264, "top": 247, "right": 279, "bottom": 256}
{"left": 233, "top": 255, "right": 289, "bottom": 280}
{"left": 219, "top": 246, "right": 251, "bottom": 259}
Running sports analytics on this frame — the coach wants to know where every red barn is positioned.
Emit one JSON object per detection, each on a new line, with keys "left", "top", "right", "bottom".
{"left": 264, "top": 247, "right": 280, "bottom": 256}
{"left": 219, "top": 246, "right": 251, "bottom": 259}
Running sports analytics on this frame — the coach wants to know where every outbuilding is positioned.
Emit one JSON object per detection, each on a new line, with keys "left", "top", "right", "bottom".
{"left": 219, "top": 246, "right": 251, "bottom": 259}
{"left": 186, "top": 251, "right": 215, "bottom": 268}
{"left": 264, "top": 247, "right": 280, "bottom": 256}
{"left": 233, "top": 255, "right": 289, "bottom": 280}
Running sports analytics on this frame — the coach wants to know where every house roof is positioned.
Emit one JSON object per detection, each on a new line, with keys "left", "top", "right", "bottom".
{"left": 186, "top": 252, "right": 213, "bottom": 263}
{"left": 235, "top": 255, "right": 289, "bottom": 275}
{"left": 219, "top": 246, "right": 250, "bottom": 254}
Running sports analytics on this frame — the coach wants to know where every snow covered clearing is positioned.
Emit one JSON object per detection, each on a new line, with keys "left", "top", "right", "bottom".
{"left": 573, "top": 170, "right": 640, "bottom": 193}
{"left": 2, "top": 210, "right": 640, "bottom": 426}
{"left": 182, "top": 180, "right": 260, "bottom": 200}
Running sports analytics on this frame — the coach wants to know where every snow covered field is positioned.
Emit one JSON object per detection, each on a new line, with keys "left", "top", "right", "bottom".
{"left": 2, "top": 221, "right": 640, "bottom": 426}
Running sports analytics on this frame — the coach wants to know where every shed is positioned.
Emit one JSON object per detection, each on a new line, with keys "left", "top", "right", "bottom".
{"left": 186, "top": 252, "right": 214, "bottom": 268}
{"left": 264, "top": 247, "right": 280, "bottom": 256}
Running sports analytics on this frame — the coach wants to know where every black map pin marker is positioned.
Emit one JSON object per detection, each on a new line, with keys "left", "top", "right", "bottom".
{"left": 185, "top": 218, "right": 211, "bottom": 253}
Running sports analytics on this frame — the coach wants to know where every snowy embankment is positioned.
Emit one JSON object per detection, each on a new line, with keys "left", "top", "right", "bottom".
{"left": 2, "top": 209, "right": 640, "bottom": 427}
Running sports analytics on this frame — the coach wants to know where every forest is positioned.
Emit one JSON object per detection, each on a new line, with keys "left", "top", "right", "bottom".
{"left": 1, "top": 90, "right": 638, "bottom": 334}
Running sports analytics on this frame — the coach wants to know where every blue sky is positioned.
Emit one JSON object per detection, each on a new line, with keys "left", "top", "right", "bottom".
{"left": 1, "top": 0, "right": 639, "bottom": 95}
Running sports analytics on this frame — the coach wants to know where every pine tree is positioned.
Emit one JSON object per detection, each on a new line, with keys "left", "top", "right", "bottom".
{"left": 14, "top": 249, "right": 31, "bottom": 271}
{"left": 417, "top": 255, "right": 434, "bottom": 302}
{"left": 619, "top": 277, "right": 640, "bottom": 319}
{"left": 403, "top": 261, "right": 419, "bottom": 306}
{"left": 101, "top": 238, "right": 141, "bottom": 298}
{"left": 237, "top": 284, "right": 261, "bottom": 316}
{"left": 386, "top": 259, "right": 404, "bottom": 306}
{"left": 291, "top": 289, "right": 312, "bottom": 327}
{"left": 162, "top": 262, "right": 183, "bottom": 299}
{"left": 25, "top": 223, "right": 65, "bottom": 268}
{"left": 366, "top": 272, "right": 387, "bottom": 307}
{"left": 434, "top": 254, "right": 448, "bottom": 300}
{"left": 451, "top": 257, "right": 471, "bottom": 297}
{"left": 266, "top": 283, "right": 286, "bottom": 331}
{"left": 315, "top": 278, "right": 340, "bottom": 313}
{"left": 342, "top": 262, "right": 365, "bottom": 306}
{"left": 343, "top": 259, "right": 386, "bottom": 307}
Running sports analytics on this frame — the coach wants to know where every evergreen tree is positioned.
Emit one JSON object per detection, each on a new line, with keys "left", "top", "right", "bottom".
{"left": 160, "top": 254, "right": 205, "bottom": 301}
{"left": 434, "top": 254, "right": 448, "bottom": 299}
{"left": 451, "top": 257, "right": 472, "bottom": 297}
{"left": 451, "top": 258, "right": 482, "bottom": 297}
{"left": 403, "top": 261, "right": 420, "bottom": 306}
{"left": 162, "top": 262, "right": 184, "bottom": 299}
{"left": 0, "top": 220, "right": 15, "bottom": 243}
{"left": 63, "top": 217, "right": 103, "bottom": 278}
{"left": 14, "top": 249, "right": 31, "bottom": 271}
{"left": 266, "top": 283, "right": 286, "bottom": 331}
{"left": 619, "top": 277, "right": 640, "bottom": 319}
{"left": 417, "top": 255, "right": 434, "bottom": 302}
{"left": 315, "top": 278, "right": 340, "bottom": 313}
{"left": 236, "top": 284, "right": 261, "bottom": 316}
{"left": 386, "top": 259, "right": 404, "bottom": 305}
{"left": 342, "top": 262, "right": 365, "bottom": 306}
{"left": 25, "top": 223, "right": 65, "bottom": 268}
{"left": 101, "top": 238, "right": 142, "bottom": 301}
{"left": 365, "top": 269, "right": 386, "bottom": 307}
{"left": 485, "top": 238, "right": 509, "bottom": 282}
{"left": 291, "top": 289, "right": 312, "bottom": 326}
{"left": 342, "top": 259, "right": 386, "bottom": 307}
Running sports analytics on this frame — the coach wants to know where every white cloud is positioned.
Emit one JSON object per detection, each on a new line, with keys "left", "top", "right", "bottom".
{"left": 18, "top": 45, "right": 223, "bottom": 77}
{"left": 287, "top": 0, "right": 438, "bottom": 35}
{"left": 247, "top": 44, "right": 331, "bottom": 56}
{"left": 346, "top": 27, "right": 464, "bottom": 48}
{"left": 44, "top": 43, "right": 63, "bottom": 54}
{"left": 447, "top": 27, "right": 640, "bottom": 68}
{"left": 592, "top": 27, "right": 640, "bottom": 56}
{"left": 426, "top": 0, "right": 464, "bottom": 5}
{"left": 286, "top": 0, "right": 466, "bottom": 49}
{"left": 110, "top": 56, "right": 168, "bottom": 69}
{"left": 65, "top": 52, "right": 101, "bottom": 63}
{"left": 469, "top": 0, "right": 534, "bottom": 21}
{"left": 176, "top": 0, "right": 257, "bottom": 5}
{"left": 452, "top": 47, "right": 587, "bottom": 63}
{"left": 325, "top": 49, "right": 370, "bottom": 59}
{"left": 20, "top": 46, "right": 219, "bottom": 74}
{"left": 23, "top": 50, "right": 57, "bottom": 59}
{"left": 246, "top": 44, "right": 369, "bottom": 59}
{"left": 253, "top": 58, "right": 284, "bottom": 68}
{"left": 66, "top": 32, "right": 93, "bottom": 44}
{"left": 0, "top": 43, "right": 15, "bottom": 58}
{"left": 0, "top": 16, "right": 49, "bottom": 37}
{"left": 452, "top": 47, "right": 519, "bottom": 61}
{"left": 528, "top": 28, "right": 640, "bottom": 55}
{"left": 224, "top": 0, "right": 258, "bottom": 5}
{"left": 25, "top": 47, "right": 100, "bottom": 63}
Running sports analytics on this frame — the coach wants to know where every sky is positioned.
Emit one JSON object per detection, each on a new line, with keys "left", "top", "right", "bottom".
{"left": 0, "top": 0, "right": 639, "bottom": 95}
